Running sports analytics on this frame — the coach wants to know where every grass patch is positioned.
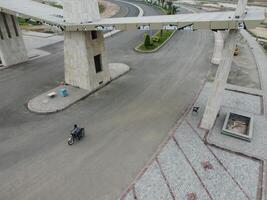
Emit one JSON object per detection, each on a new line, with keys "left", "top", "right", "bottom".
{"left": 49, "top": 1, "right": 63, "bottom": 9}
{"left": 144, "top": 0, "right": 177, "bottom": 15}
{"left": 99, "top": 4, "right": 105, "bottom": 13}
{"left": 136, "top": 30, "right": 174, "bottom": 52}
{"left": 17, "top": 17, "right": 40, "bottom": 26}
{"left": 259, "top": 41, "right": 267, "bottom": 53}
{"left": 17, "top": 17, "right": 28, "bottom": 26}
{"left": 247, "top": 29, "right": 267, "bottom": 40}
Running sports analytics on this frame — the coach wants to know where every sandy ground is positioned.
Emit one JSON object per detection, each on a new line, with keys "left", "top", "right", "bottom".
{"left": 99, "top": 0, "right": 120, "bottom": 18}
{"left": 250, "top": 27, "right": 267, "bottom": 39}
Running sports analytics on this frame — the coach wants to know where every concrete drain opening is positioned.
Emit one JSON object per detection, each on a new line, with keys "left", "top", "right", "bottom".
{"left": 222, "top": 112, "right": 253, "bottom": 142}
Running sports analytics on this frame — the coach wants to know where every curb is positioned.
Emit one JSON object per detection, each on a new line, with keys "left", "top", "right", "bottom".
{"left": 27, "top": 66, "right": 130, "bottom": 114}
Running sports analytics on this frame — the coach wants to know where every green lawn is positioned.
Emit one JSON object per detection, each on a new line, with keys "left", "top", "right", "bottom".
{"left": 137, "top": 30, "right": 174, "bottom": 52}
{"left": 99, "top": 4, "right": 105, "bottom": 13}
{"left": 17, "top": 17, "right": 40, "bottom": 26}
{"left": 263, "top": 42, "right": 267, "bottom": 52}
{"left": 49, "top": 2, "right": 63, "bottom": 9}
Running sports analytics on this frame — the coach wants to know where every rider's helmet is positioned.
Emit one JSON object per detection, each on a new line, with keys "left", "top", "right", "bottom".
{"left": 74, "top": 124, "right": 77, "bottom": 128}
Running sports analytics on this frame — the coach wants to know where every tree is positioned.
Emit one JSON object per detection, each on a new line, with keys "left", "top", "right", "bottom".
{"left": 144, "top": 34, "right": 151, "bottom": 47}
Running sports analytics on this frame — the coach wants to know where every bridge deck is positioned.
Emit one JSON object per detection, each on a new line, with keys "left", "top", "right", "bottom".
{"left": 66, "top": 9, "right": 264, "bottom": 31}
{"left": 0, "top": 0, "right": 264, "bottom": 31}
{"left": 0, "top": 0, "right": 64, "bottom": 25}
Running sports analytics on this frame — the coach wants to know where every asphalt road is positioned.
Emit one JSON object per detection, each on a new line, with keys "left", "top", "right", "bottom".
{"left": 0, "top": 1, "right": 214, "bottom": 200}
{"left": 110, "top": 0, "right": 139, "bottom": 17}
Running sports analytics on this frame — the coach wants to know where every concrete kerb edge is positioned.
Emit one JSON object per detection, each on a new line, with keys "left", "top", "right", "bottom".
{"left": 27, "top": 67, "right": 130, "bottom": 115}
{"left": 134, "top": 30, "right": 177, "bottom": 53}
{"left": 119, "top": 80, "right": 207, "bottom": 200}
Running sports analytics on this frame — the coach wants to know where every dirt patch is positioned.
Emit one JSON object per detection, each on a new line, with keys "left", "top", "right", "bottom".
{"left": 99, "top": 0, "right": 120, "bottom": 18}
{"left": 249, "top": 27, "right": 267, "bottom": 40}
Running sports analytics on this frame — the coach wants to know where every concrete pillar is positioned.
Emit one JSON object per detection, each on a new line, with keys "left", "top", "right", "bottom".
{"left": 235, "top": 0, "right": 248, "bottom": 18}
{"left": 211, "top": 31, "right": 224, "bottom": 65}
{"left": 0, "top": 12, "right": 28, "bottom": 66}
{"left": 200, "top": 30, "right": 238, "bottom": 130}
{"left": 64, "top": 0, "right": 111, "bottom": 91}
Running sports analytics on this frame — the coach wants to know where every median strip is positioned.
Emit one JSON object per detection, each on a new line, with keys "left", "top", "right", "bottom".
{"left": 135, "top": 30, "right": 176, "bottom": 53}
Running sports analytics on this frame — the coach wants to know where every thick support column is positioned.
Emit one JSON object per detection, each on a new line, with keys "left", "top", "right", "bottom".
{"left": 211, "top": 31, "right": 224, "bottom": 65}
{"left": 200, "top": 30, "right": 238, "bottom": 130}
{"left": 64, "top": 0, "right": 111, "bottom": 91}
{"left": 0, "top": 12, "right": 28, "bottom": 66}
{"left": 64, "top": 31, "right": 110, "bottom": 90}
{"left": 235, "top": 0, "right": 248, "bottom": 18}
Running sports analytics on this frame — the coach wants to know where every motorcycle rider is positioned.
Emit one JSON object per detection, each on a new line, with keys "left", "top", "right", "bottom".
{"left": 71, "top": 124, "right": 81, "bottom": 138}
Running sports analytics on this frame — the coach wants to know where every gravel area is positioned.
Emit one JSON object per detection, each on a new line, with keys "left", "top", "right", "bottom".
{"left": 121, "top": 82, "right": 264, "bottom": 200}
{"left": 210, "top": 147, "right": 261, "bottom": 200}
{"left": 135, "top": 161, "right": 172, "bottom": 200}
{"left": 123, "top": 190, "right": 135, "bottom": 200}
{"left": 121, "top": 113, "right": 262, "bottom": 200}
{"left": 174, "top": 121, "right": 249, "bottom": 200}
{"left": 223, "top": 90, "right": 262, "bottom": 115}
{"left": 158, "top": 139, "right": 210, "bottom": 200}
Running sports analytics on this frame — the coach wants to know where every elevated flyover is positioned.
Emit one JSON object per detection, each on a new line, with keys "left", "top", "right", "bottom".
{"left": 0, "top": 0, "right": 64, "bottom": 26}
{"left": 65, "top": 9, "right": 264, "bottom": 31}
{"left": 0, "top": 0, "right": 264, "bottom": 31}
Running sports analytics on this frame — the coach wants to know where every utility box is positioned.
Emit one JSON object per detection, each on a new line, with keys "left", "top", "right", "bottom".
{"left": 59, "top": 88, "right": 69, "bottom": 97}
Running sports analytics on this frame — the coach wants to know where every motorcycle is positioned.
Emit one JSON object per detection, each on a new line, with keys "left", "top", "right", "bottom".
{"left": 68, "top": 128, "right": 85, "bottom": 145}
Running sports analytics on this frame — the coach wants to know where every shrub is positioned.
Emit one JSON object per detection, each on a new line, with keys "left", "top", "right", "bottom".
{"left": 144, "top": 34, "right": 151, "bottom": 47}
{"left": 152, "top": 36, "right": 160, "bottom": 42}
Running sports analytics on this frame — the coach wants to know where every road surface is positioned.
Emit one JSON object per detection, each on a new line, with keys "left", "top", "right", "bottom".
{"left": 0, "top": 1, "right": 214, "bottom": 200}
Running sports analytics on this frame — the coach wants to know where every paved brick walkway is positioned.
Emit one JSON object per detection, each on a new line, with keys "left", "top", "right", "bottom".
{"left": 119, "top": 81, "right": 265, "bottom": 200}
{"left": 120, "top": 120, "right": 261, "bottom": 200}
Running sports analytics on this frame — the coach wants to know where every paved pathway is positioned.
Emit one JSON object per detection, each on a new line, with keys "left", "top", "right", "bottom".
{"left": 121, "top": 109, "right": 261, "bottom": 200}
{"left": 240, "top": 30, "right": 267, "bottom": 116}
